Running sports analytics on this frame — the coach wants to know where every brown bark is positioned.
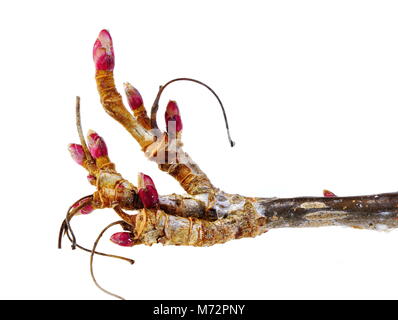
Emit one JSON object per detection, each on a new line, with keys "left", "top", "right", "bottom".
{"left": 158, "top": 191, "right": 398, "bottom": 232}
{"left": 253, "top": 192, "right": 398, "bottom": 230}
{"left": 119, "top": 192, "right": 398, "bottom": 248}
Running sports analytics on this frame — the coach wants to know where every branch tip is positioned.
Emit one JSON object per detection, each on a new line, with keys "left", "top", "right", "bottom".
{"left": 93, "top": 29, "right": 115, "bottom": 71}
{"left": 124, "top": 82, "right": 144, "bottom": 110}
{"left": 110, "top": 232, "right": 135, "bottom": 247}
{"left": 323, "top": 189, "right": 337, "bottom": 197}
{"left": 137, "top": 173, "right": 159, "bottom": 209}
{"left": 165, "top": 100, "right": 183, "bottom": 133}
{"left": 87, "top": 130, "right": 108, "bottom": 159}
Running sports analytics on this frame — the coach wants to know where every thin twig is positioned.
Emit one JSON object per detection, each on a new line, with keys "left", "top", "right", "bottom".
{"left": 150, "top": 78, "right": 235, "bottom": 147}
{"left": 63, "top": 225, "right": 134, "bottom": 264}
{"left": 61, "top": 195, "right": 92, "bottom": 249}
{"left": 90, "top": 221, "right": 127, "bottom": 300}
{"left": 75, "top": 96, "right": 95, "bottom": 163}
{"left": 58, "top": 197, "right": 134, "bottom": 264}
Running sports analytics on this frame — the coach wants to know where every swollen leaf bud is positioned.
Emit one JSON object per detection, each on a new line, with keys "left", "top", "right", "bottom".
{"left": 72, "top": 198, "right": 94, "bottom": 215}
{"left": 124, "top": 82, "right": 144, "bottom": 110}
{"left": 165, "top": 100, "right": 183, "bottom": 133}
{"left": 68, "top": 144, "right": 85, "bottom": 165}
{"left": 110, "top": 232, "right": 134, "bottom": 247}
{"left": 323, "top": 189, "right": 336, "bottom": 197}
{"left": 87, "top": 130, "right": 108, "bottom": 159}
{"left": 137, "top": 173, "right": 159, "bottom": 208}
{"left": 93, "top": 29, "right": 115, "bottom": 71}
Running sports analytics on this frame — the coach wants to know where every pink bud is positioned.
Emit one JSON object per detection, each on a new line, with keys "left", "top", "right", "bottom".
{"left": 165, "top": 100, "right": 183, "bottom": 133}
{"left": 124, "top": 82, "right": 143, "bottom": 110}
{"left": 72, "top": 198, "right": 94, "bottom": 215}
{"left": 137, "top": 173, "right": 159, "bottom": 208}
{"left": 110, "top": 232, "right": 134, "bottom": 247}
{"left": 87, "top": 130, "right": 108, "bottom": 159}
{"left": 93, "top": 29, "right": 115, "bottom": 71}
{"left": 323, "top": 189, "right": 336, "bottom": 197}
{"left": 68, "top": 143, "right": 85, "bottom": 165}
{"left": 80, "top": 204, "right": 94, "bottom": 215}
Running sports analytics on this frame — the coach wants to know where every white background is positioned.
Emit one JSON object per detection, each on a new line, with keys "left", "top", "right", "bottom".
{"left": 1, "top": 0, "right": 398, "bottom": 299}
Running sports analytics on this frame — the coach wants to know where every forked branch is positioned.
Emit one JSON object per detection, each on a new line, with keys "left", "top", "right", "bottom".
{"left": 59, "top": 29, "right": 398, "bottom": 300}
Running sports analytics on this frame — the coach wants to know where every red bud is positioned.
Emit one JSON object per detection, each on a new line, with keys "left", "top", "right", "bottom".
{"left": 72, "top": 198, "right": 94, "bottom": 215}
{"left": 110, "top": 232, "right": 134, "bottom": 247}
{"left": 165, "top": 100, "right": 183, "bottom": 133}
{"left": 80, "top": 204, "right": 94, "bottom": 215}
{"left": 124, "top": 82, "right": 143, "bottom": 110}
{"left": 93, "top": 29, "right": 115, "bottom": 71}
{"left": 87, "top": 130, "right": 108, "bottom": 159}
{"left": 68, "top": 144, "right": 85, "bottom": 165}
{"left": 137, "top": 173, "right": 159, "bottom": 208}
{"left": 323, "top": 189, "right": 336, "bottom": 197}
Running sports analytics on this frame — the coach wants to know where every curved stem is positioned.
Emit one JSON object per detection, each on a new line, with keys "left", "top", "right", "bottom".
{"left": 63, "top": 223, "right": 134, "bottom": 264}
{"left": 150, "top": 78, "right": 235, "bottom": 147}
{"left": 90, "top": 221, "right": 127, "bottom": 300}
{"left": 58, "top": 196, "right": 134, "bottom": 264}
{"left": 60, "top": 195, "right": 93, "bottom": 249}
